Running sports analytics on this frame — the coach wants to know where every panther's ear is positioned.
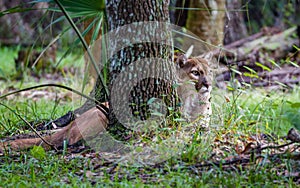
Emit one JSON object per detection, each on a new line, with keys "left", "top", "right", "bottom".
{"left": 185, "top": 45, "right": 194, "bottom": 58}
{"left": 200, "top": 52, "right": 213, "bottom": 65}
{"left": 175, "top": 53, "right": 187, "bottom": 68}
{"left": 176, "top": 45, "right": 193, "bottom": 68}
{"left": 203, "top": 52, "right": 213, "bottom": 60}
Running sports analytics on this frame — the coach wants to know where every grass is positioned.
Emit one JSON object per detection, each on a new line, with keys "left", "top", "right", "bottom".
{"left": 0, "top": 46, "right": 19, "bottom": 78}
{"left": 0, "top": 150, "right": 297, "bottom": 187}
{"left": 0, "top": 46, "right": 87, "bottom": 137}
{"left": 212, "top": 87, "right": 298, "bottom": 136}
{"left": 0, "top": 47, "right": 300, "bottom": 187}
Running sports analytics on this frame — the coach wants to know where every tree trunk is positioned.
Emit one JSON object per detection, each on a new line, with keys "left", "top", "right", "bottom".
{"left": 223, "top": 0, "right": 248, "bottom": 45}
{"left": 185, "top": 0, "right": 225, "bottom": 46}
{"left": 295, "top": 0, "right": 300, "bottom": 45}
{"left": 170, "top": 0, "right": 189, "bottom": 27}
{"left": 105, "top": 0, "right": 177, "bottom": 137}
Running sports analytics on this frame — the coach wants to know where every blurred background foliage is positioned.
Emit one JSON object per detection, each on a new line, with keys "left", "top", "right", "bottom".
{"left": 244, "top": 0, "right": 299, "bottom": 33}
{"left": 0, "top": 0, "right": 299, "bottom": 48}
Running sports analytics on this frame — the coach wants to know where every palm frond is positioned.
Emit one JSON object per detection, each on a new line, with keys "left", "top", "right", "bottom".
{"left": 0, "top": 6, "right": 34, "bottom": 17}
{"left": 32, "top": 0, "right": 105, "bottom": 17}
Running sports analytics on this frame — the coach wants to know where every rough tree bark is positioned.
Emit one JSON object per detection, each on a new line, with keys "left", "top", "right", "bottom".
{"left": 105, "top": 0, "right": 177, "bottom": 137}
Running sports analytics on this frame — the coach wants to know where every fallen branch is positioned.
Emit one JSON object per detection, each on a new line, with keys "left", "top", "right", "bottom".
{"left": 214, "top": 27, "right": 297, "bottom": 62}
{"left": 226, "top": 27, "right": 282, "bottom": 50}
{"left": 213, "top": 27, "right": 299, "bottom": 88}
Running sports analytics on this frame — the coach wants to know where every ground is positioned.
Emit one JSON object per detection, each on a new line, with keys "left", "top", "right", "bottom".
{"left": 0, "top": 46, "right": 300, "bottom": 186}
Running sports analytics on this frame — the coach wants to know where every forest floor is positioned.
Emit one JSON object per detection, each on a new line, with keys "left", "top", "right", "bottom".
{"left": 0, "top": 45, "right": 300, "bottom": 187}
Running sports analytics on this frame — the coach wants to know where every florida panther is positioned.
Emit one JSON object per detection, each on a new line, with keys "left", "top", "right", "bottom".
{"left": 175, "top": 52, "right": 213, "bottom": 128}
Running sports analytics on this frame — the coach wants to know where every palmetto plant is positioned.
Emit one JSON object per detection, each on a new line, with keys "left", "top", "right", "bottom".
{"left": 47, "top": 0, "right": 108, "bottom": 97}
{"left": 1, "top": 0, "right": 109, "bottom": 97}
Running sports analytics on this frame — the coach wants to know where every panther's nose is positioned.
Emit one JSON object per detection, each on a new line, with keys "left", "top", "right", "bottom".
{"left": 195, "top": 77, "right": 210, "bottom": 91}
{"left": 202, "top": 78, "right": 210, "bottom": 89}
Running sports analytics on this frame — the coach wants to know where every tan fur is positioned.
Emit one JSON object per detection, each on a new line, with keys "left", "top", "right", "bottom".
{"left": 176, "top": 54, "right": 213, "bottom": 127}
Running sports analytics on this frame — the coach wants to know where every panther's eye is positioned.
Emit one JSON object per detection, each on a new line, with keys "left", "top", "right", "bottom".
{"left": 191, "top": 70, "right": 200, "bottom": 76}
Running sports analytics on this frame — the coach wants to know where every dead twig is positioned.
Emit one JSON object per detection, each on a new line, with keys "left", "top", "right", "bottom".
{"left": 259, "top": 141, "right": 295, "bottom": 151}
